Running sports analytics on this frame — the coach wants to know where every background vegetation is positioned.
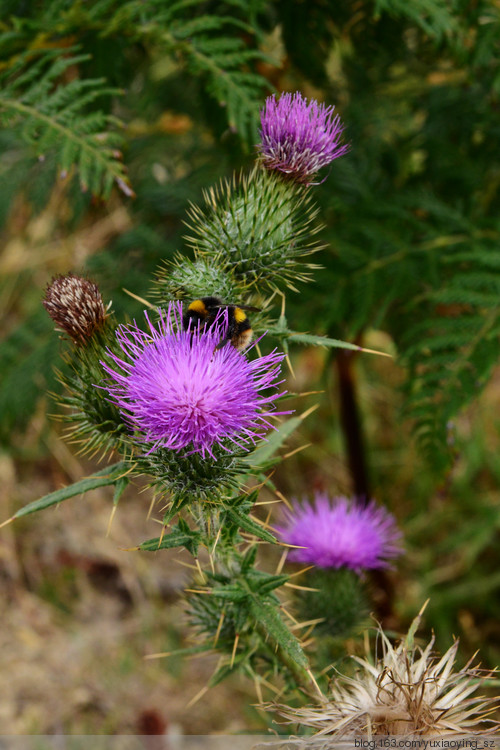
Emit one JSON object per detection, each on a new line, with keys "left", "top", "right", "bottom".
{"left": 1, "top": 0, "right": 500, "bottom": 734}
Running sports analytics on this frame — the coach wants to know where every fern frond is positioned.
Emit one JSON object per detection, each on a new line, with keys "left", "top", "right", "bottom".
{"left": 160, "top": 28, "right": 270, "bottom": 144}
{"left": 127, "top": 0, "right": 272, "bottom": 144}
{"left": 2, "top": 0, "right": 273, "bottom": 147}
{"left": 401, "top": 242, "right": 500, "bottom": 469}
{"left": 373, "top": 0, "right": 458, "bottom": 40}
{"left": 0, "top": 48, "right": 132, "bottom": 198}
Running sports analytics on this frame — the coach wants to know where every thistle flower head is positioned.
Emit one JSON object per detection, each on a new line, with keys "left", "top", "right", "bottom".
{"left": 258, "top": 92, "right": 349, "bottom": 184}
{"left": 277, "top": 495, "right": 402, "bottom": 572}
{"left": 43, "top": 273, "right": 108, "bottom": 343}
{"left": 274, "top": 612, "right": 499, "bottom": 736}
{"left": 100, "top": 302, "right": 285, "bottom": 458}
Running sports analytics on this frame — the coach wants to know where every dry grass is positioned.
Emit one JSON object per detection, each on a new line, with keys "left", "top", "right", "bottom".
{"left": 0, "top": 435, "right": 261, "bottom": 735}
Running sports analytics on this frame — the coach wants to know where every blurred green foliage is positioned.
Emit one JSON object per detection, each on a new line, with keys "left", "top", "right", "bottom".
{"left": 1, "top": 0, "right": 500, "bottom": 684}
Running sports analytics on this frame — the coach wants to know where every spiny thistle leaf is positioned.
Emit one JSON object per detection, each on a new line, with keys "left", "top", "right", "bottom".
{"left": 224, "top": 507, "right": 277, "bottom": 544}
{"left": 285, "top": 331, "right": 390, "bottom": 356}
{"left": 188, "top": 585, "right": 248, "bottom": 647}
{"left": 139, "top": 524, "right": 202, "bottom": 555}
{"left": 186, "top": 563, "right": 309, "bottom": 684}
{"left": 7, "top": 461, "right": 129, "bottom": 522}
{"left": 247, "top": 597, "right": 310, "bottom": 671}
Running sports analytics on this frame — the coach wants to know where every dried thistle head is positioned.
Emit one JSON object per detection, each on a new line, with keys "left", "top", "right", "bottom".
{"left": 273, "top": 610, "right": 499, "bottom": 737}
{"left": 43, "top": 273, "right": 108, "bottom": 344}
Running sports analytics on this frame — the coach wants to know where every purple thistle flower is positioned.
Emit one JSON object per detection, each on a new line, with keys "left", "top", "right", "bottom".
{"left": 258, "top": 92, "right": 349, "bottom": 184}
{"left": 99, "top": 302, "right": 286, "bottom": 458}
{"left": 277, "top": 495, "right": 402, "bottom": 573}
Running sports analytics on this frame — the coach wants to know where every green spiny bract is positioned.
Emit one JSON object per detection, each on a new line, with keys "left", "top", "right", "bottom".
{"left": 296, "top": 568, "right": 370, "bottom": 639}
{"left": 185, "top": 169, "right": 323, "bottom": 293}
{"left": 136, "top": 443, "right": 250, "bottom": 517}
{"left": 153, "top": 257, "right": 275, "bottom": 342}
{"left": 43, "top": 274, "right": 131, "bottom": 457}
{"left": 187, "top": 585, "right": 249, "bottom": 650}
{"left": 56, "top": 327, "right": 132, "bottom": 459}
{"left": 153, "top": 256, "right": 240, "bottom": 305}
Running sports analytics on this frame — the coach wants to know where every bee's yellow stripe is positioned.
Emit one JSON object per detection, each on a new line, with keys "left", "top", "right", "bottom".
{"left": 233, "top": 306, "right": 247, "bottom": 323}
{"left": 188, "top": 299, "right": 207, "bottom": 314}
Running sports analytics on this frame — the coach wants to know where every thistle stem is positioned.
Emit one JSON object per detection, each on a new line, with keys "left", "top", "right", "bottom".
{"left": 335, "top": 347, "right": 371, "bottom": 504}
{"left": 334, "top": 347, "right": 397, "bottom": 620}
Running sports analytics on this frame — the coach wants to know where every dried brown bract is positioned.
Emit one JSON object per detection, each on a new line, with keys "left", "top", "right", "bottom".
{"left": 43, "top": 273, "right": 108, "bottom": 344}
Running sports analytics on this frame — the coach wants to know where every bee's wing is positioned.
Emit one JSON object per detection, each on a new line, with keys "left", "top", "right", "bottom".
{"left": 211, "top": 303, "right": 261, "bottom": 312}
{"left": 238, "top": 305, "right": 261, "bottom": 313}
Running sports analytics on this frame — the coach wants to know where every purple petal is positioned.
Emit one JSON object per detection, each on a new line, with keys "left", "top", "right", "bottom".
{"left": 99, "top": 301, "right": 287, "bottom": 458}
{"left": 258, "top": 92, "right": 349, "bottom": 183}
{"left": 277, "top": 495, "right": 402, "bottom": 572}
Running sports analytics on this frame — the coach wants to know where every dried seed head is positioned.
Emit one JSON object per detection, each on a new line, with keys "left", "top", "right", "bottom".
{"left": 272, "top": 613, "right": 500, "bottom": 737}
{"left": 43, "top": 273, "right": 108, "bottom": 343}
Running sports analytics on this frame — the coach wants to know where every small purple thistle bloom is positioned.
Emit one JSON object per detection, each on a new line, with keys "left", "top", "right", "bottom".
{"left": 277, "top": 495, "right": 402, "bottom": 573}
{"left": 99, "top": 302, "right": 286, "bottom": 458}
{"left": 258, "top": 92, "right": 349, "bottom": 184}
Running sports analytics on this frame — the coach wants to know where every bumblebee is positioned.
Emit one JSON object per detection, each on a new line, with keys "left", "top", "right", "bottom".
{"left": 183, "top": 296, "right": 258, "bottom": 351}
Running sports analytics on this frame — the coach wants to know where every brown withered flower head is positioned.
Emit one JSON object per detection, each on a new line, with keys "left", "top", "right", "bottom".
{"left": 43, "top": 273, "right": 108, "bottom": 344}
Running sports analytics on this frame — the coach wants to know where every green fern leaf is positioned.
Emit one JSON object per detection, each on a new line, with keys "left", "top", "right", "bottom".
{"left": 0, "top": 48, "right": 132, "bottom": 198}
{"left": 401, "top": 243, "right": 500, "bottom": 469}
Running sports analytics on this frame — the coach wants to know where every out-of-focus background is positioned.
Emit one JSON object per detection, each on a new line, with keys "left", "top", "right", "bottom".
{"left": 1, "top": 0, "right": 500, "bottom": 735}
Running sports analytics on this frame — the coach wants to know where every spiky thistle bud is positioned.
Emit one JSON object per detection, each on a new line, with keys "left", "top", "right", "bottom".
{"left": 185, "top": 169, "right": 322, "bottom": 292}
{"left": 43, "top": 273, "right": 108, "bottom": 344}
{"left": 154, "top": 256, "right": 239, "bottom": 305}
{"left": 295, "top": 568, "right": 370, "bottom": 639}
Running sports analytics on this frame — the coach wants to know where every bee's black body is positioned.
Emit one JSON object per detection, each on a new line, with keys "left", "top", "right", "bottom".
{"left": 183, "top": 296, "right": 256, "bottom": 351}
